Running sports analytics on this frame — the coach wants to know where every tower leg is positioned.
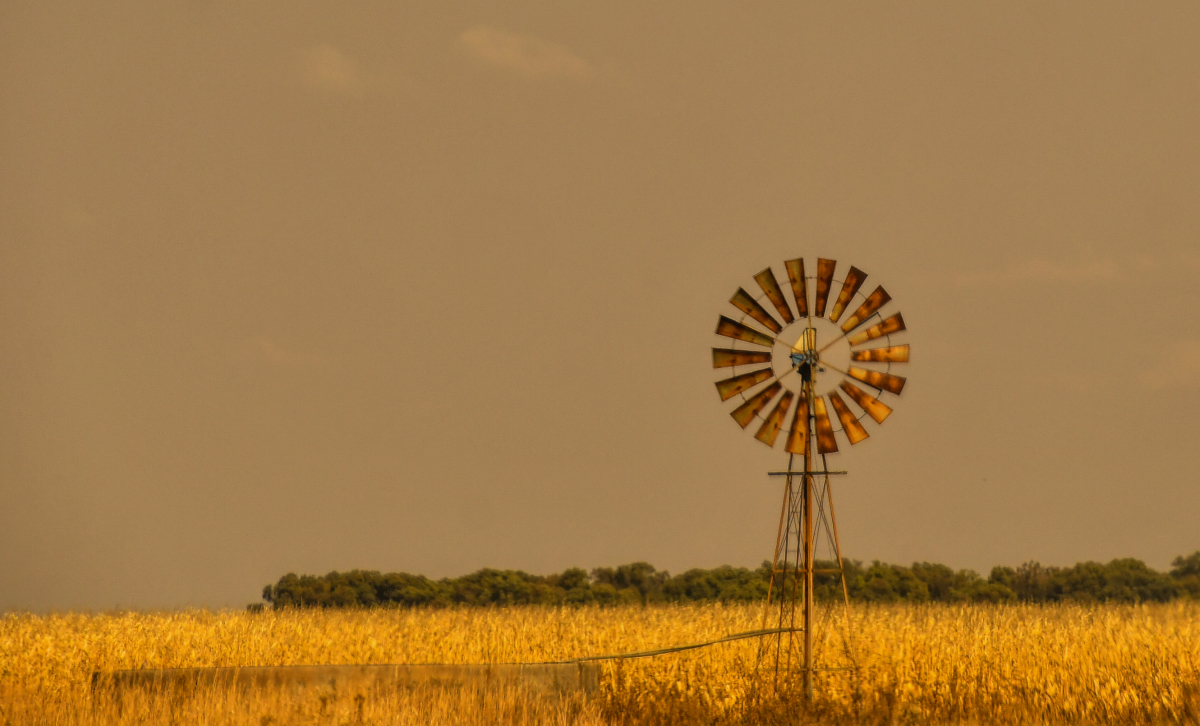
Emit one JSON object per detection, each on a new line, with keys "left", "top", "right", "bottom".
{"left": 802, "top": 381, "right": 815, "bottom": 702}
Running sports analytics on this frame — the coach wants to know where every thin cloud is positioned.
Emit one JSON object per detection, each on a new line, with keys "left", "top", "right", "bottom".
{"left": 1138, "top": 340, "right": 1200, "bottom": 391}
{"left": 457, "top": 26, "right": 592, "bottom": 81}
{"left": 954, "top": 258, "right": 1119, "bottom": 287}
{"left": 301, "top": 44, "right": 367, "bottom": 95}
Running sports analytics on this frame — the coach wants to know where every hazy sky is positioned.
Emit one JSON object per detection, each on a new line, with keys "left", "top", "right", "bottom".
{"left": 3, "top": 3, "right": 1199, "bottom": 611}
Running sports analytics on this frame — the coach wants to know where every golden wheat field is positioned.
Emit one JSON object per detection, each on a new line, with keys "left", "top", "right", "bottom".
{"left": 2, "top": 602, "right": 1198, "bottom": 725}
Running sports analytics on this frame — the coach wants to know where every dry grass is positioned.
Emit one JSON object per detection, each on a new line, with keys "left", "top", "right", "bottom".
{"left": 2, "top": 602, "right": 1198, "bottom": 724}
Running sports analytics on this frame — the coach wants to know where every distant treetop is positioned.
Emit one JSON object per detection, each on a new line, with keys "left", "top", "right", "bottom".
{"left": 259, "top": 551, "right": 1200, "bottom": 609}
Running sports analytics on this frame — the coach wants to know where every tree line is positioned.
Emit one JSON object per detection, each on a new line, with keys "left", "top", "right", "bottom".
{"left": 259, "top": 551, "right": 1200, "bottom": 609}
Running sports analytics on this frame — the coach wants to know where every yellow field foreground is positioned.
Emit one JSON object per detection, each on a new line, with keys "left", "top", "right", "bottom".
{"left": 2, "top": 602, "right": 1198, "bottom": 725}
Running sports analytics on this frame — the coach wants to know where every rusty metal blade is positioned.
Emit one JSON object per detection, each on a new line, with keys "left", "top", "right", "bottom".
{"left": 851, "top": 344, "right": 909, "bottom": 363}
{"left": 729, "top": 288, "right": 783, "bottom": 333}
{"left": 712, "top": 348, "right": 773, "bottom": 369}
{"left": 715, "top": 368, "right": 774, "bottom": 401}
{"left": 848, "top": 366, "right": 906, "bottom": 395}
{"left": 839, "top": 381, "right": 893, "bottom": 424}
{"left": 813, "top": 395, "right": 839, "bottom": 454}
{"left": 840, "top": 286, "right": 892, "bottom": 333}
{"left": 846, "top": 312, "right": 906, "bottom": 346}
{"left": 828, "top": 391, "right": 869, "bottom": 445}
{"left": 716, "top": 316, "right": 776, "bottom": 347}
{"left": 755, "top": 390, "right": 795, "bottom": 447}
{"left": 730, "top": 382, "right": 782, "bottom": 428}
{"left": 814, "top": 259, "right": 836, "bottom": 318}
{"left": 828, "top": 266, "right": 867, "bottom": 323}
{"left": 784, "top": 258, "right": 809, "bottom": 317}
{"left": 785, "top": 394, "right": 810, "bottom": 455}
{"left": 754, "top": 268, "right": 794, "bottom": 324}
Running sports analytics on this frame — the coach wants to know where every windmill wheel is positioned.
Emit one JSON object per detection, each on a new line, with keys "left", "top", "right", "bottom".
{"left": 712, "top": 257, "right": 908, "bottom": 454}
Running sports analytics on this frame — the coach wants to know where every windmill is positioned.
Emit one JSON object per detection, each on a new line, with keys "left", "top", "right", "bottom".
{"left": 712, "top": 257, "right": 908, "bottom": 699}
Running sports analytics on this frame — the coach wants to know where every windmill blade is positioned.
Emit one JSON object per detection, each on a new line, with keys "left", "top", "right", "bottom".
{"left": 785, "top": 394, "right": 810, "bottom": 455}
{"left": 713, "top": 348, "right": 773, "bottom": 369}
{"left": 784, "top": 258, "right": 809, "bottom": 317}
{"left": 828, "top": 266, "right": 867, "bottom": 323}
{"left": 839, "top": 381, "right": 893, "bottom": 424}
{"left": 812, "top": 395, "right": 839, "bottom": 454}
{"left": 755, "top": 390, "right": 795, "bottom": 447}
{"left": 731, "top": 382, "right": 782, "bottom": 428}
{"left": 828, "top": 391, "right": 869, "bottom": 445}
{"left": 848, "top": 365, "right": 906, "bottom": 395}
{"left": 851, "top": 344, "right": 910, "bottom": 363}
{"left": 840, "top": 286, "right": 893, "bottom": 333}
{"left": 715, "top": 368, "right": 775, "bottom": 401}
{"left": 716, "top": 315, "right": 776, "bottom": 348}
{"left": 754, "top": 268, "right": 795, "bottom": 324}
{"left": 847, "top": 312, "right": 906, "bottom": 346}
{"left": 814, "top": 259, "right": 836, "bottom": 318}
{"left": 729, "top": 288, "right": 783, "bottom": 333}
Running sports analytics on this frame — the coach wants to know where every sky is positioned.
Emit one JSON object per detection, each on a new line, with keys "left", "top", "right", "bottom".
{"left": 2, "top": 2, "right": 1198, "bottom": 611}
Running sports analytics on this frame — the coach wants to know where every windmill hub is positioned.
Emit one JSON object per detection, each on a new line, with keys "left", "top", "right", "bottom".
{"left": 789, "top": 350, "right": 823, "bottom": 380}
{"left": 773, "top": 316, "right": 849, "bottom": 395}
{"left": 789, "top": 350, "right": 820, "bottom": 367}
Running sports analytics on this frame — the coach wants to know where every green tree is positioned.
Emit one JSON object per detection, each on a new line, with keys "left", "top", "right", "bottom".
{"left": 853, "top": 562, "right": 930, "bottom": 603}
{"left": 1170, "top": 551, "right": 1200, "bottom": 599}
{"left": 1095, "top": 558, "right": 1179, "bottom": 603}
{"left": 260, "top": 552, "right": 1198, "bottom": 609}
{"left": 591, "top": 562, "right": 668, "bottom": 604}
{"left": 663, "top": 566, "right": 768, "bottom": 603}
{"left": 452, "top": 569, "right": 547, "bottom": 605}
{"left": 377, "top": 572, "right": 451, "bottom": 606}
{"left": 1172, "top": 551, "right": 1200, "bottom": 577}
{"left": 1010, "top": 561, "right": 1058, "bottom": 602}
